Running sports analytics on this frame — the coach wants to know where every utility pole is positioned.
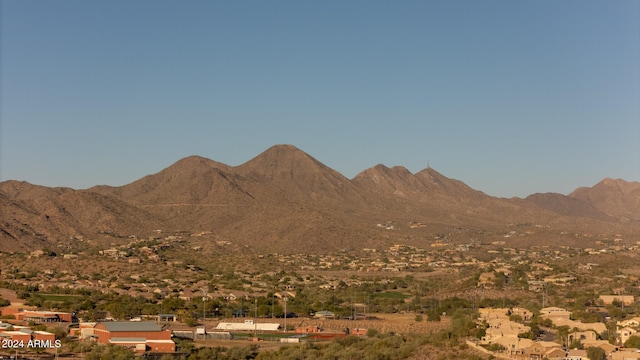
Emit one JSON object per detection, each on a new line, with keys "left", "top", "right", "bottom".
{"left": 201, "top": 287, "right": 208, "bottom": 338}
{"left": 351, "top": 293, "right": 355, "bottom": 320}
{"left": 158, "top": 292, "right": 164, "bottom": 325}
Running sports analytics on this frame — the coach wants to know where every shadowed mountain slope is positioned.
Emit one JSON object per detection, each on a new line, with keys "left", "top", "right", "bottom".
{"left": 569, "top": 178, "right": 640, "bottom": 222}
{"left": 524, "top": 192, "right": 610, "bottom": 220}
{"left": 0, "top": 181, "right": 162, "bottom": 251}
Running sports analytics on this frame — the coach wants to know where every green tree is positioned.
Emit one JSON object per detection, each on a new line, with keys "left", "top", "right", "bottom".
{"left": 568, "top": 339, "right": 583, "bottom": 349}
{"left": 84, "top": 344, "right": 136, "bottom": 360}
{"left": 555, "top": 325, "right": 570, "bottom": 347}
{"left": 188, "top": 347, "right": 224, "bottom": 360}
{"left": 0, "top": 297, "right": 10, "bottom": 307}
{"left": 183, "top": 316, "right": 198, "bottom": 327}
{"left": 624, "top": 335, "right": 640, "bottom": 349}
{"left": 426, "top": 309, "right": 441, "bottom": 321}
{"left": 586, "top": 346, "right": 606, "bottom": 360}
{"left": 225, "top": 345, "right": 257, "bottom": 359}
{"left": 509, "top": 314, "right": 523, "bottom": 323}
{"left": 366, "top": 328, "right": 379, "bottom": 337}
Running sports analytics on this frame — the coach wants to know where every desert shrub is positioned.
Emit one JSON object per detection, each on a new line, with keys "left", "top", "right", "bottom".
{"left": 188, "top": 347, "right": 225, "bottom": 360}
{"left": 483, "top": 343, "right": 506, "bottom": 352}
{"left": 224, "top": 345, "right": 257, "bottom": 360}
{"left": 625, "top": 335, "right": 640, "bottom": 349}
{"left": 84, "top": 344, "right": 136, "bottom": 360}
{"left": 427, "top": 310, "right": 441, "bottom": 321}
{"left": 586, "top": 346, "right": 606, "bottom": 360}
{"left": 366, "top": 328, "right": 380, "bottom": 337}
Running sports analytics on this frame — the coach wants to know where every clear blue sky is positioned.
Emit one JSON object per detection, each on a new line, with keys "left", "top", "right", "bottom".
{"left": 1, "top": 1, "right": 639, "bottom": 198}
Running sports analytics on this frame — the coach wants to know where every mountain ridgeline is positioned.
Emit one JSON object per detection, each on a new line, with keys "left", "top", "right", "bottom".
{"left": 1, "top": 145, "right": 639, "bottom": 253}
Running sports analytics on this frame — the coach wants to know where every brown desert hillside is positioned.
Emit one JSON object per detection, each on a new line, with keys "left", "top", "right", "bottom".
{"left": 569, "top": 178, "right": 640, "bottom": 222}
{"left": 524, "top": 192, "right": 610, "bottom": 220}
{"left": 1, "top": 145, "right": 639, "bottom": 253}
{"left": 0, "top": 181, "right": 163, "bottom": 251}
{"left": 236, "top": 144, "right": 369, "bottom": 208}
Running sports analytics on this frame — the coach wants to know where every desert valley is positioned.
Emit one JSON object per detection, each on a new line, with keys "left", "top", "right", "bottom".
{"left": 1, "top": 144, "right": 640, "bottom": 360}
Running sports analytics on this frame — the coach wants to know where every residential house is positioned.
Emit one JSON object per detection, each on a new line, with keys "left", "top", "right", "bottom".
{"left": 484, "top": 320, "right": 531, "bottom": 342}
{"left": 580, "top": 340, "right": 618, "bottom": 355}
{"left": 541, "top": 307, "right": 571, "bottom": 320}
{"left": 568, "top": 330, "right": 597, "bottom": 344}
{"left": 178, "top": 289, "right": 196, "bottom": 301}
{"left": 224, "top": 291, "right": 251, "bottom": 301}
{"left": 510, "top": 308, "right": 532, "bottom": 321}
{"left": 550, "top": 317, "right": 606, "bottom": 335}
{"left": 611, "top": 351, "right": 640, "bottom": 360}
{"left": 153, "top": 287, "right": 170, "bottom": 295}
{"left": 489, "top": 337, "right": 534, "bottom": 357}
{"left": 619, "top": 317, "right": 640, "bottom": 329}
{"left": 564, "top": 349, "right": 588, "bottom": 360}
{"left": 619, "top": 327, "right": 637, "bottom": 345}
{"left": 544, "top": 347, "right": 566, "bottom": 360}
{"left": 543, "top": 274, "right": 576, "bottom": 285}
{"left": 523, "top": 341, "right": 563, "bottom": 359}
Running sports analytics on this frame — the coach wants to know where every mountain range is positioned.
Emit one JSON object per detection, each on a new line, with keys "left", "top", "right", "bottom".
{"left": 1, "top": 144, "right": 639, "bottom": 253}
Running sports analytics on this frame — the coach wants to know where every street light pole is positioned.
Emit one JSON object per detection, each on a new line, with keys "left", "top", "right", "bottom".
{"left": 201, "top": 287, "right": 208, "bottom": 338}
{"left": 283, "top": 296, "right": 288, "bottom": 333}
{"left": 158, "top": 292, "right": 164, "bottom": 325}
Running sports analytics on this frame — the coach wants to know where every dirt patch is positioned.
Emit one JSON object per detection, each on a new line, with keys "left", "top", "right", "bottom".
{"left": 0, "top": 288, "right": 25, "bottom": 317}
{"left": 0, "top": 288, "right": 19, "bottom": 303}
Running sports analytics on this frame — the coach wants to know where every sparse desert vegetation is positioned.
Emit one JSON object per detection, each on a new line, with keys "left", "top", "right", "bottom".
{"left": 1, "top": 147, "right": 640, "bottom": 358}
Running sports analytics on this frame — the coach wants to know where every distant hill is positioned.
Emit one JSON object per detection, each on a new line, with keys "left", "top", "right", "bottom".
{"left": 1, "top": 145, "right": 638, "bottom": 253}
{"left": 569, "top": 178, "right": 640, "bottom": 222}
{"left": 524, "top": 178, "right": 640, "bottom": 223}
{"left": 524, "top": 192, "right": 610, "bottom": 220}
{"left": 0, "top": 181, "right": 163, "bottom": 251}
